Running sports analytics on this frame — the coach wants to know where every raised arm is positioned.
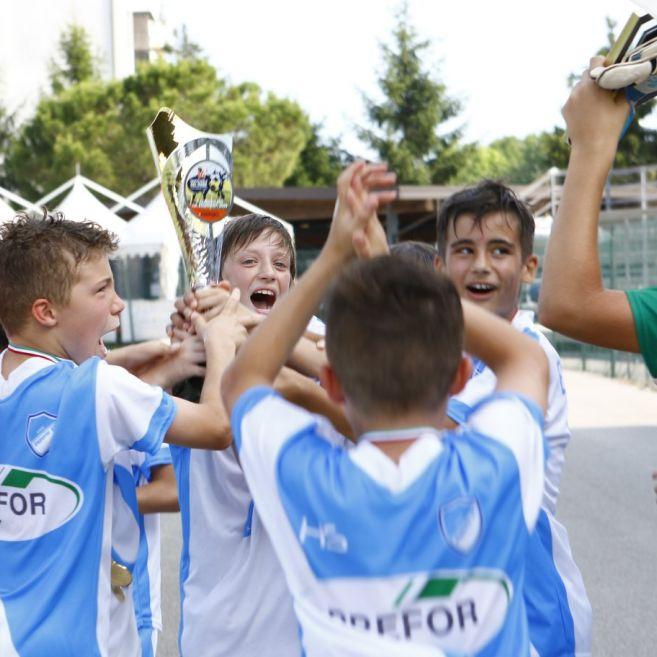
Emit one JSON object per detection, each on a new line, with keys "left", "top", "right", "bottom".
{"left": 221, "top": 162, "right": 396, "bottom": 413}
{"left": 538, "top": 57, "right": 639, "bottom": 351}
{"left": 463, "top": 299, "right": 548, "bottom": 413}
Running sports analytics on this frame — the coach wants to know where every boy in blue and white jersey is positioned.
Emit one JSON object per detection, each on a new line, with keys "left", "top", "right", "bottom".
{"left": 435, "top": 181, "right": 592, "bottom": 657}
{"left": 220, "top": 162, "right": 549, "bottom": 656}
{"left": 110, "top": 444, "right": 178, "bottom": 657}
{"left": 169, "top": 214, "right": 342, "bottom": 657}
{"left": 0, "top": 213, "right": 244, "bottom": 657}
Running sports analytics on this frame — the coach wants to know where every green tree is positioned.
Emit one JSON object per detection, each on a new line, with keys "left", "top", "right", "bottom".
{"left": 0, "top": 104, "right": 15, "bottom": 185}
{"left": 4, "top": 32, "right": 311, "bottom": 197}
{"left": 451, "top": 131, "right": 570, "bottom": 185}
{"left": 164, "top": 24, "right": 204, "bottom": 62}
{"left": 49, "top": 24, "right": 99, "bottom": 93}
{"left": 358, "top": 3, "right": 462, "bottom": 184}
{"left": 285, "top": 124, "right": 353, "bottom": 186}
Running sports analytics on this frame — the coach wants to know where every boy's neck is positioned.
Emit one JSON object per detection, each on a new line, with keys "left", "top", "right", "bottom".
{"left": 352, "top": 408, "right": 446, "bottom": 464}
{"left": 1, "top": 331, "right": 67, "bottom": 378}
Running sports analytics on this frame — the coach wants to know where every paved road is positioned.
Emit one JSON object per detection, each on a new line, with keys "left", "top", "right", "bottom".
{"left": 158, "top": 370, "right": 657, "bottom": 656}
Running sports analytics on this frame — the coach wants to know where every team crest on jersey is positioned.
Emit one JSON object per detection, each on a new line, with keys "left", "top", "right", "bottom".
{"left": 439, "top": 496, "right": 482, "bottom": 553}
{"left": 25, "top": 412, "right": 57, "bottom": 457}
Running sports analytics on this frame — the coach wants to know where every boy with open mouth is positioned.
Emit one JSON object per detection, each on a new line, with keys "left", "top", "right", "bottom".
{"left": 435, "top": 181, "right": 592, "bottom": 657}
{"left": 168, "top": 213, "right": 343, "bottom": 657}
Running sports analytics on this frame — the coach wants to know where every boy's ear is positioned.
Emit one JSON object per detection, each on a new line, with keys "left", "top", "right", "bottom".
{"left": 521, "top": 254, "right": 539, "bottom": 284}
{"left": 319, "top": 363, "right": 346, "bottom": 404}
{"left": 433, "top": 255, "right": 443, "bottom": 272}
{"left": 449, "top": 355, "right": 473, "bottom": 396}
{"left": 31, "top": 299, "right": 58, "bottom": 328}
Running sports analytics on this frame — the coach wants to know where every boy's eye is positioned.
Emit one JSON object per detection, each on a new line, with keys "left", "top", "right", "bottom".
{"left": 454, "top": 247, "right": 473, "bottom": 255}
{"left": 492, "top": 247, "right": 511, "bottom": 256}
{"left": 240, "top": 258, "right": 256, "bottom": 266}
{"left": 274, "top": 261, "right": 289, "bottom": 270}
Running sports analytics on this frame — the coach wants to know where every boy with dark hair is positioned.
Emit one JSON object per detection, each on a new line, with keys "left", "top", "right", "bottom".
{"left": 0, "top": 213, "right": 242, "bottom": 657}
{"left": 436, "top": 181, "right": 592, "bottom": 657}
{"left": 220, "top": 161, "right": 549, "bottom": 656}
{"left": 436, "top": 180, "right": 536, "bottom": 319}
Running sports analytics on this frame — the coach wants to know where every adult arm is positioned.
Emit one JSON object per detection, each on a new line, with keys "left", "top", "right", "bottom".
{"left": 538, "top": 57, "right": 639, "bottom": 351}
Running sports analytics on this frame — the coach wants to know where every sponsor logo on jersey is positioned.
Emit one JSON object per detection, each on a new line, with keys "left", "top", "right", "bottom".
{"left": 299, "top": 516, "right": 348, "bottom": 553}
{"left": 439, "top": 495, "right": 482, "bottom": 553}
{"left": 0, "top": 465, "right": 83, "bottom": 541}
{"left": 327, "top": 569, "right": 512, "bottom": 652}
{"left": 25, "top": 412, "right": 56, "bottom": 456}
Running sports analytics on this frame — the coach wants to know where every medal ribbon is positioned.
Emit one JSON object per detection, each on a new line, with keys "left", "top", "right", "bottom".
{"left": 7, "top": 342, "right": 62, "bottom": 364}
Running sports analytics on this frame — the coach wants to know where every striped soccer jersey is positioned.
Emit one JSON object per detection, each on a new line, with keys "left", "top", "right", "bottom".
{"left": 0, "top": 351, "right": 175, "bottom": 657}
{"left": 231, "top": 386, "right": 546, "bottom": 657}
{"left": 448, "top": 310, "right": 592, "bottom": 657}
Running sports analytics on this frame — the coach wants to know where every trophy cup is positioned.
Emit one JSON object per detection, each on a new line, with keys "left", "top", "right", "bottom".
{"left": 147, "top": 109, "right": 234, "bottom": 288}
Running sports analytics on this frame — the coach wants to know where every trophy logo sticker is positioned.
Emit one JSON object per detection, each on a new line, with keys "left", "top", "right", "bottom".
{"left": 184, "top": 158, "right": 233, "bottom": 222}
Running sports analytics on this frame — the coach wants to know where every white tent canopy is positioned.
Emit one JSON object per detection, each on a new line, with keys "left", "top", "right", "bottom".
{"left": 55, "top": 177, "right": 128, "bottom": 241}
{"left": 122, "top": 192, "right": 181, "bottom": 299}
{"left": 0, "top": 185, "right": 39, "bottom": 223}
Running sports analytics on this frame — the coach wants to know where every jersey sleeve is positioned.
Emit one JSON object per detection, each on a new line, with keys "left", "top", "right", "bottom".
{"left": 231, "top": 385, "right": 317, "bottom": 462}
{"left": 141, "top": 444, "right": 173, "bottom": 481}
{"left": 466, "top": 392, "right": 546, "bottom": 531}
{"left": 447, "top": 362, "right": 496, "bottom": 424}
{"left": 626, "top": 287, "right": 657, "bottom": 377}
{"left": 95, "top": 360, "right": 177, "bottom": 467}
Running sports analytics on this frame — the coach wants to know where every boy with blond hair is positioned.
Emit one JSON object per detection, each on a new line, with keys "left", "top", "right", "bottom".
{"left": 0, "top": 213, "right": 242, "bottom": 657}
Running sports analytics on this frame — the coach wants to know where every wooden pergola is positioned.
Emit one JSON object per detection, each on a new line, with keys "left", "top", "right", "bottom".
{"left": 235, "top": 173, "right": 557, "bottom": 250}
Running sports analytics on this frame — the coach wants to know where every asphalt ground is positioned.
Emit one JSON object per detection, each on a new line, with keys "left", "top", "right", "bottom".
{"left": 158, "top": 369, "right": 657, "bottom": 656}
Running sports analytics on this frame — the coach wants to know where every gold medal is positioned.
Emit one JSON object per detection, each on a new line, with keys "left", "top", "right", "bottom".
{"left": 111, "top": 560, "right": 132, "bottom": 602}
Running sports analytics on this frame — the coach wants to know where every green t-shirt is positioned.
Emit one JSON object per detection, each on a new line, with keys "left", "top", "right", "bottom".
{"left": 627, "top": 287, "right": 657, "bottom": 377}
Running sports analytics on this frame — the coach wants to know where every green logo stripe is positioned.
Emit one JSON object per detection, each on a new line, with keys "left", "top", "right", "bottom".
{"left": 2, "top": 468, "right": 82, "bottom": 514}
{"left": 417, "top": 578, "right": 459, "bottom": 599}
{"left": 393, "top": 579, "right": 414, "bottom": 607}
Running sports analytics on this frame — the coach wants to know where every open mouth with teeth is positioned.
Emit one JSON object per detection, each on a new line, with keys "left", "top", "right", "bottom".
{"left": 250, "top": 288, "right": 277, "bottom": 313}
{"left": 98, "top": 322, "right": 120, "bottom": 359}
{"left": 466, "top": 282, "right": 497, "bottom": 299}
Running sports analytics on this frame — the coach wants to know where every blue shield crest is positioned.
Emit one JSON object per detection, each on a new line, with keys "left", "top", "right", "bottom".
{"left": 439, "top": 496, "right": 482, "bottom": 553}
{"left": 26, "top": 412, "right": 57, "bottom": 457}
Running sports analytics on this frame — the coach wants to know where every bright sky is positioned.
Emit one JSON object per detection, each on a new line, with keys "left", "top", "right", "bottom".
{"left": 161, "top": 0, "right": 655, "bottom": 154}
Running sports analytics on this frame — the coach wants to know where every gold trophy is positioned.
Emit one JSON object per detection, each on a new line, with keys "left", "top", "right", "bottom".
{"left": 147, "top": 109, "right": 234, "bottom": 288}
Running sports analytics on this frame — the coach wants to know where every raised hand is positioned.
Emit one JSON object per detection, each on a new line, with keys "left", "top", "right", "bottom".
{"left": 563, "top": 56, "right": 630, "bottom": 152}
{"left": 192, "top": 288, "right": 248, "bottom": 355}
{"left": 327, "top": 161, "right": 396, "bottom": 259}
